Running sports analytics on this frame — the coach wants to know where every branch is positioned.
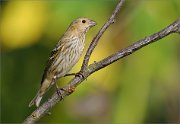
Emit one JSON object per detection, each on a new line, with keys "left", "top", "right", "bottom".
{"left": 80, "top": 0, "right": 125, "bottom": 72}
{"left": 23, "top": 2, "right": 180, "bottom": 124}
{"left": 92, "top": 18, "right": 180, "bottom": 72}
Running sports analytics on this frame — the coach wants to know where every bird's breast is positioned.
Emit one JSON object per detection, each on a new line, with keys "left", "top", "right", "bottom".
{"left": 67, "top": 37, "right": 85, "bottom": 64}
{"left": 55, "top": 36, "right": 85, "bottom": 77}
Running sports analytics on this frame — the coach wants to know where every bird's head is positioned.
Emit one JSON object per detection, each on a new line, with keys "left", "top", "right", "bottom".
{"left": 69, "top": 17, "right": 96, "bottom": 34}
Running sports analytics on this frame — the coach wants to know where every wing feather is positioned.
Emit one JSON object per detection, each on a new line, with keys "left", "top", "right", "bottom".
{"left": 41, "top": 40, "right": 62, "bottom": 84}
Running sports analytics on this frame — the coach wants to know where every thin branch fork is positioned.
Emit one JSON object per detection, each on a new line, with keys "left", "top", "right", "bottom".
{"left": 80, "top": 0, "right": 125, "bottom": 72}
{"left": 23, "top": 0, "right": 180, "bottom": 123}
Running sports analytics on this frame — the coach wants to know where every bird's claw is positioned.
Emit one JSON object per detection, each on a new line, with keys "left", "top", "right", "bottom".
{"left": 75, "top": 72, "right": 85, "bottom": 79}
{"left": 64, "top": 73, "right": 76, "bottom": 77}
{"left": 56, "top": 87, "right": 65, "bottom": 100}
{"left": 64, "top": 72, "right": 85, "bottom": 79}
{"left": 56, "top": 82, "right": 65, "bottom": 100}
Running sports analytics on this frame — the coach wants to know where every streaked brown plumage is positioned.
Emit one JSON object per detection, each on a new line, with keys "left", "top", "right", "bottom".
{"left": 29, "top": 18, "right": 96, "bottom": 107}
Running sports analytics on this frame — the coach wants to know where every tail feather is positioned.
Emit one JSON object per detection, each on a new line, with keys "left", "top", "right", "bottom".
{"left": 29, "top": 92, "right": 42, "bottom": 107}
{"left": 29, "top": 79, "right": 51, "bottom": 107}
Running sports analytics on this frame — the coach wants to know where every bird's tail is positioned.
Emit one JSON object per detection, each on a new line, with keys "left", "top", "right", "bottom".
{"left": 29, "top": 79, "right": 51, "bottom": 107}
{"left": 29, "top": 90, "right": 42, "bottom": 107}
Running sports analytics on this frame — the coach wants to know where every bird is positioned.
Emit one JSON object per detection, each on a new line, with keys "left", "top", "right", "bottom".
{"left": 29, "top": 17, "right": 96, "bottom": 107}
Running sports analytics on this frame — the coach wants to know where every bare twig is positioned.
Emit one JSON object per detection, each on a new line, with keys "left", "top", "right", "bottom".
{"left": 92, "top": 18, "right": 180, "bottom": 72}
{"left": 23, "top": 1, "right": 180, "bottom": 124}
{"left": 80, "top": 0, "right": 125, "bottom": 72}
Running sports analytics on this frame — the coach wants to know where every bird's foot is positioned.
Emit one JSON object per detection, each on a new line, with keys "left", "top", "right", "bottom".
{"left": 64, "top": 73, "right": 76, "bottom": 77}
{"left": 64, "top": 72, "right": 85, "bottom": 79}
{"left": 75, "top": 72, "right": 85, "bottom": 79}
{"left": 56, "top": 87, "right": 65, "bottom": 100}
{"left": 56, "top": 83, "right": 65, "bottom": 100}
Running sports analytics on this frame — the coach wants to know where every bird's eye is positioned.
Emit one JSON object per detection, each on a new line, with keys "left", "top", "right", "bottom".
{"left": 82, "top": 20, "right": 86, "bottom": 23}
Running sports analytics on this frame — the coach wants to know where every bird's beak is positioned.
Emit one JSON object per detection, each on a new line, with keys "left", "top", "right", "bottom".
{"left": 88, "top": 20, "right": 97, "bottom": 27}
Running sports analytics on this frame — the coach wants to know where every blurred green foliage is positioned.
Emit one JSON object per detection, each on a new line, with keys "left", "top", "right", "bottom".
{"left": 1, "top": 0, "right": 180, "bottom": 123}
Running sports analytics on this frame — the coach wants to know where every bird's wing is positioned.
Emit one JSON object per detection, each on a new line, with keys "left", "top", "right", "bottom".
{"left": 40, "top": 35, "right": 76, "bottom": 84}
{"left": 40, "top": 41, "right": 62, "bottom": 84}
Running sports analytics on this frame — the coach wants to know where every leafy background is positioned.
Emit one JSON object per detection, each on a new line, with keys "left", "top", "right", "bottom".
{"left": 1, "top": 0, "right": 180, "bottom": 123}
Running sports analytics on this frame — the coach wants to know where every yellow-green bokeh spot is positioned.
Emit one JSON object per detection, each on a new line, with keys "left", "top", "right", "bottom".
{"left": 0, "top": 1, "right": 47, "bottom": 50}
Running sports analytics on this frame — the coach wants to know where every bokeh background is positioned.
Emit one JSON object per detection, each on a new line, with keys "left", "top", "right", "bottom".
{"left": 1, "top": 0, "right": 180, "bottom": 123}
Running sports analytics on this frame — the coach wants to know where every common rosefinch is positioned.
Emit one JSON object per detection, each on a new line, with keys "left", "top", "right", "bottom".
{"left": 29, "top": 18, "right": 96, "bottom": 107}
